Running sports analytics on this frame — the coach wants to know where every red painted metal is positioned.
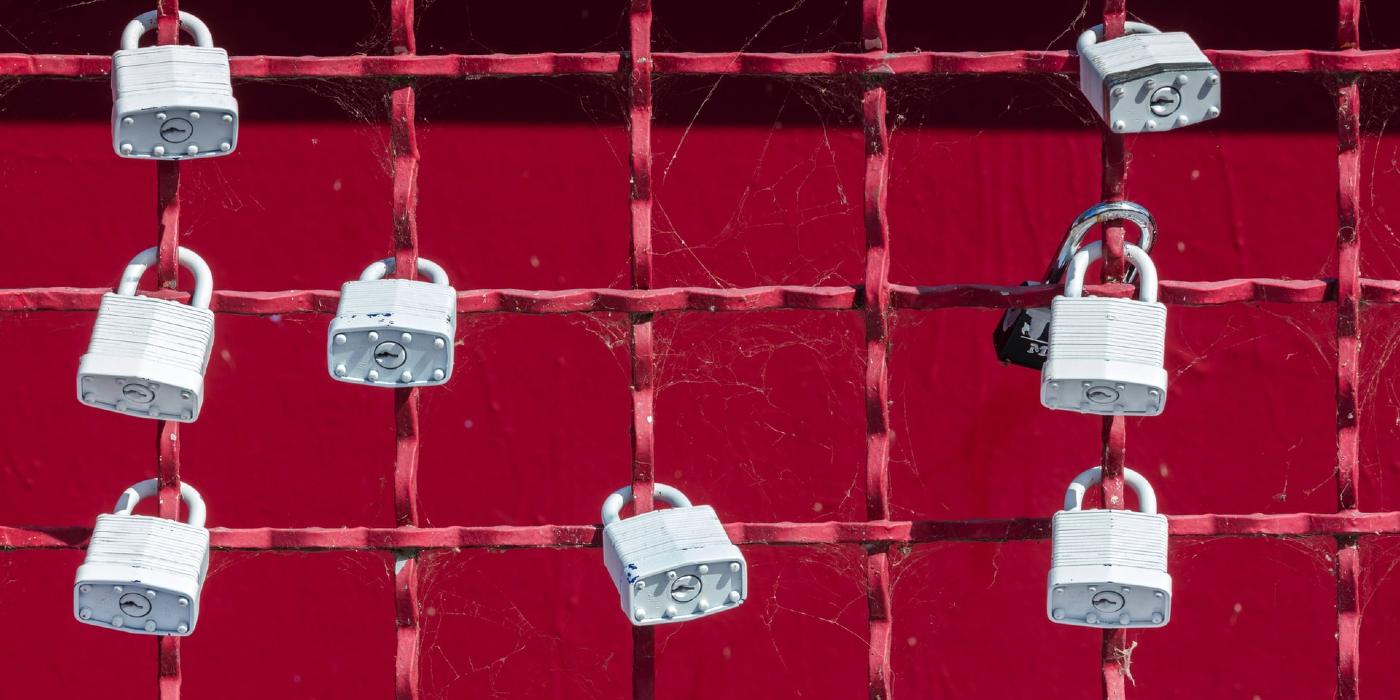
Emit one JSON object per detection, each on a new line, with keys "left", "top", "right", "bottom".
{"left": 0, "top": 2, "right": 1392, "bottom": 698}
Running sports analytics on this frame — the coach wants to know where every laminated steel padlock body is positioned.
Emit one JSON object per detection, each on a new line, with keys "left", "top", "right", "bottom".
{"left": 75, "top": 480, "right": 209, "bottom": 636}
{"left": 601, "top": 485, "right": 747, "bottom": 627}
{"left": 77, "top": 247, "right": 215, "bottom": 422}
{"left": 112, "top": 11, "right": 237, "bottom": 159}
{"left": 1041, "top": 241, "right": 1167, "bottom": 416}
{"left": 1078, "top": 22, "right": 1219, "bottom": 133}
{"left": 329, "top": 257, "right": 457, "bottom": 387}
{"left": 994, "top": 201, "right": 1157, "bottom": 370}
{"left": 1048, "top": 467, "right": 1171, "bottom": 629}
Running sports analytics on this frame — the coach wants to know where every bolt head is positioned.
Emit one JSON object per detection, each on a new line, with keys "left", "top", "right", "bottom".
{"left": 156, "top": 113, "right": 167, "bottom": 121}
{"left": 79, "top": 608, "right": 92, "bottom": 620}
{"left": 1112, "top": 120, "right": 1126, "bottom": 132}
{"left": 334, "top": 334, "right": 347, "bottom": 345}
{"left": 401, "top": 332, "right": 413, "bottom": 343}
{"left": 727, "top": 591, "right": 741, "bottom": 603}
{"left": 1152, "top": 613, "right": 1164, "bottom": 624}
{"left": 80, "top": 585, "right": 90, "bottom": 593}
{"left": 431, "top": 369, "right": 445, "bottom": 381}
{"left": 400, "top": 370, "right": 413, "bottom": 382}
{"left": 220, "top": 142, "right": 232, "bottom": 152}
{"left": 334, "top": 364, "right": 348, "bottom": 377}
{"left": 145, "top": 620, "right": 158, "bottom": 632}
{"left": 1086, "top": 613, "right": 1098, "bottom": 624}
{"left": 1145, "top": 120, "right": 1157, "bottom": 131}
{"left": 177, "top": 623, "right": 189, "bottom": 634}
{"left": 121, "top": 143, "right": 134, "bottom": 154}
{"left": 1176, "top": 115, "right": 1190, "bottom": 127}
{"left": 1175, "top": 74, "right": 1189, "bottom": 86}
{"left": 698, "top": 564, "right": 709, "bottom": 575}
{"left": 1111, "top": 86, "right": 1125, "bottom": 97}
{"left": 1052, "top": 608, "right": 1064, "bottom": 620}
{"left": 698, "top": 599, "right": 710, "bottom": 611}
{"left": 1119, "top": 613, "right": 1131, "bottom": 625}
{"left": 178, "top": 597, "right": 189, "bottom": 607}
{"left": 368, "top": 331, "right": 379, "bottom": 341}
{"left": 433, "top": 337, "right": 446, "bottom": 349}
{"left": 223, "top": 114, "right": 234, "bottom": 123}
{"left": 153, "top": 146, "right": 166, "bottom": 157}
{"left": 730, "top": 562, "right": 741, "bottom": 573}
{"left": 190, "top": 111, "right": 201, "bottom": 120}
{"left": 368, "top": 370, "right": 380, "bottom": 381}
{"left": 666, "top": 571, "right": 677, "bottom": 580}
{"left": 634, "top": 608, "right": 646, "bottom": 621}
{"left": 187, "top": 145, "right": 199, "bottom": 155}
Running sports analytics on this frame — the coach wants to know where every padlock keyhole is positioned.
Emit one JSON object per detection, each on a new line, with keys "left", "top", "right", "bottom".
{"left": 1149, "top": 86, "right": 1182, "bottom": 116}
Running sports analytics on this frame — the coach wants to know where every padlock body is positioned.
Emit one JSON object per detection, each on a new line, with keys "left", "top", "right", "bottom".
{"left": 1079, "top": 32, "right": 1219, "bottom": 133}
{"left": 329, "top": 279, "right": 457, "bottom": 387}
{"left": 994, "top": 300, "right": 1052, "bottom": 369}
{"left": 75, "top": 513, "right": 210, "bottom": 636}
{"left": 1041, "top": 295, "right": 1167, "bottom": 415}
{"left": 78, "top": 293, "right": 215, "bottom": 422}
{"left": 112, "top": 45, "right": 238, "bottom": 159}
{"left": 602, "top": 506, "right": 747, "bottom": 626}
{"left": 1048, "top": 509, "right": 1171, "bottom": 628}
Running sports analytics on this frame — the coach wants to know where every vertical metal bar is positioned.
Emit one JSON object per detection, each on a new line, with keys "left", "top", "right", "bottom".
{"left": 1335, "top": 2, "right": 1362, "bottom": 697}
{"left": 153, "top": 1, "right": 183, "bottom": 698}
{"left": 862, "top": 3, "right": 893, "bottom": 698}
{"left": 628, "top": 1, "right": 657, "bottom": 697}
{"left": 389, "top": 3, "right": 423, "bottom": 700}
{"left": 1096, "top": 1, "right": 1130, "bottom": 698}
{"left": 627, "top": 1, "right": 657, "bottom": 694}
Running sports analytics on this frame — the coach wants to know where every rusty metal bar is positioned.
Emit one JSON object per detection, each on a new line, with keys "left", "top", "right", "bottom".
{"left": 627, "top": 1, "right": 657, "bottom": 697}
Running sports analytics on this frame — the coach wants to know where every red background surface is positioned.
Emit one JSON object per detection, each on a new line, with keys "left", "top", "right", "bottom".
{"left": 2, "top": 1, "right": 1399, "bottom": 698}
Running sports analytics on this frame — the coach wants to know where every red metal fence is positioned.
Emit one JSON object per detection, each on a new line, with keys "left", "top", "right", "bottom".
{"left": 0, "top": 0, "right": 1389, "bottom": 698}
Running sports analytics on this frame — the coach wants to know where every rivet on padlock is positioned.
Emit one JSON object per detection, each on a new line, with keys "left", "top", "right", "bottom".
{"left": 1048, "top": 466, "right": 1170, "bottom": 629}
{"left": 328, "top": 257, "right": 457, "bottom": 387}
{"left": 601, "top": 483, "right": 747, "bottom": 626}
{"left": 1078, "top": 21, "right": 1220, "bottom": 133}
{"left": 112, "top": 11, "right": 238, "bottom": 159}
{"left": 75, "top": 479, "right": 210, "bottom": 636}
{"left": 1040, "top": 238, "right": 1167, "bottom": 416}
{"left": 77, "top": 247, "right": 216, "bottom": 422}
{"left": 994, "top": 201, "right": 1156, "bottom": 369}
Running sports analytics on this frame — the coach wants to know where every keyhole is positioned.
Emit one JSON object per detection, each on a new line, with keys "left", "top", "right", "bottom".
{"left": 1149, "top": 86, "right": 1181, "bottom": 116}
{"left": 373, "top": 341, "right": 407, "bottom": 369}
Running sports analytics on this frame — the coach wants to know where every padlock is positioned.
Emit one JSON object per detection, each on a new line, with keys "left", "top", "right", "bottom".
{"left": 77, "top": 246, "right": 216, "bottom": 422}
{"left": 1048, "top": 466, "right": 1170, "bottom": 629}
{"left": 328, "top": 257, "right": 457, "bottom": 387}
{"left": 1041, "top": 239, "right": 1167, "bottom": 416}
{"left": 75, "top": 479, "right": 210, "bottom": 636}
{"left": 994, "top": 201, "right": 1156, "bottom": 369}
{"left": 1078, "top": 21, "right": 1220, "bottom": 133}
{"left": 601, "top": 483, "right": 747, "bottom": 626}
{"left": 112, "top": 11, "right": 238, "bottom": 159}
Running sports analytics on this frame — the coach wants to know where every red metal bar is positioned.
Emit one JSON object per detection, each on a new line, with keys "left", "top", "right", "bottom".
{"left": 13, "top": 49, "right": 1400, "bottom": 79}
{"left": 387, "top": 2, "right": 423, "bottom": 698}
{"left": 152, "top": 2, "right": 184, "bottom": 697}
{"left": 627, "top": 2, "right": 657, "bottom": 697}
{"left": 0, "top": 277, "right": 1378, "bottom": 316}
{"left": 861, "top": 2, "right": 894, "bottom": 696}
{"left": 1335, "top": 1, "right": 1362, "bottom": 697}
{"left": 13, "top": 513, "right": 1400, "bottom": 551}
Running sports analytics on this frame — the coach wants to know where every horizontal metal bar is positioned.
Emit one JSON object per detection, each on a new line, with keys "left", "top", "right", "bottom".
{"left": 2, "top": 49, "right": 1399, "bottom": 79}
{"left": 3, "top": 512, "right": 1397, "bottom": 551}
{"left": 0, "top": 278, "right": 1384, "bottom": 315}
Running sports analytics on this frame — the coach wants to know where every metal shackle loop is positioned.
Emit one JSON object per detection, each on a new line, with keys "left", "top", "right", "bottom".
{"left": 1063, "top": 466, "right": 1157, "bottom": 515}
{"left": 1043, "top": 200, "right": 1156, "bottom": 286}
{"left": 1062, "top": 242, "right": 1159, "bottom": 304}
{"left": 1076, "top": 21, "right": 1161, "bottom": 53}
{"left": 113, "top": 478, "right": 207, "bottom": 529}
{"left": 601, "top": 483, "right": 694, "bottom": 526}
{"left": 359, "top": 257, "right": 450, "bottom": 286}
{"left": 116, "top": 246, "right": 214, "bottom": 309}
{"left": 120, "top": 11, "right": 215, "bottom": 51}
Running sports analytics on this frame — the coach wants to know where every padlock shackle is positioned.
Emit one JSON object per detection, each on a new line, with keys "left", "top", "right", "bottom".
{"left": 601, "top": 483, "right": 694, "bottom": 526}
{"left": 1076, "top": 21, "right": 1161, "bottom": 54}
{"left": 1062, "top": 241, "right": 1159, "bottom": 303}
{"left": 1063, "top": 466, "right": 1157, "bottom": 515}
{"left": 120, "top": 11, "right": 215, "bottom": 51}
{"left": 117, "top": 246, "right": 215, "bottom": 309}
{"left": 113, "top": 478, "right": 207, "bottom": 529}
{"left": 359, "top": 257, "right": 451, "bottom": 286}
{"left": 1043, "top": 200, "right": 1156, "bottom": 286}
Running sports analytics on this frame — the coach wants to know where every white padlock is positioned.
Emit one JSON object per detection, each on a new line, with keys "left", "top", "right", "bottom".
{"left": 75, "top": 479, "right": 210, "bottom": 636}
{"left": 112, "top": 11, "right": 238, "bottom": 159}
{"left": 1041, "top": 240, "right": 1167, "bottom": 416}
{"left": 328, "top": 257, "right": 457, "bottom": 388}
{"left": 1048, "top": 466, "right": 1170, "bottom": 629}
{"left": 601, "top": 483, "right": 747, "bottom": 626}
{"left": 77, "top": 247, "right": 216, "bottom": 422}
{"left": 1078, "top": 21, "right": 1220, "bottom": 133}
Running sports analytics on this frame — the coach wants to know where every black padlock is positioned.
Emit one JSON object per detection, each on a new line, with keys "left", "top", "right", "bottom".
{"left": 993, "top": 201, "right": 1158, "bottom": 369}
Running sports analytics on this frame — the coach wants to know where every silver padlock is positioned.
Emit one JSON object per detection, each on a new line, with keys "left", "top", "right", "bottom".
{"left": 1041, "top": 240, "right": 1167, "bottom": 416}
{"left": 1048, "top": 466, "right": 1170, "bottom": 629}
{"left": 113, "top": 11, "right": 238, "bottom": 159}
{"left": 994, "top": 201, "right": 1156, "bottom": 369}
{"left": 78, "top": 247, "right": 216, "bottom": 422}
{"left": 75, "top": 479, "right": 210, "bottom": 636}
{"left": 601, "top": 483, "right": 747, "bottom": 626}
{"left": 328, "top": 257, "right": 457, "bottom": 387}
{"left": 1078, "top": 21, "right": 1220, "bottom": 133}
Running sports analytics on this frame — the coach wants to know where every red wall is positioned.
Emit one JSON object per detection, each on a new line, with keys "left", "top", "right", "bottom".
{"left": 3, "top": 2, "right": 1400, "bottom": 698}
